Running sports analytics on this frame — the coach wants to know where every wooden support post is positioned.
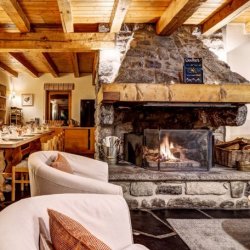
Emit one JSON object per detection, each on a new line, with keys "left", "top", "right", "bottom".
{"left": 57, "top": 0, "right": 74, "bottom": 33}
{"left": 92, "top": 51, "right": 99, "bottom": 85}
{"left": 110, "top": 0, "right": 132, "bottom": 32}
{"left": 71, "top": 53, "right": 80, "bottom": 77}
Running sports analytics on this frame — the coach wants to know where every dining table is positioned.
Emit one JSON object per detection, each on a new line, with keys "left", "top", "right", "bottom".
{"left": 0, "top": 130, "right": 53, "bottom": 176}
{"left": 0, "top": 130, "right": 53, "bottom": 201}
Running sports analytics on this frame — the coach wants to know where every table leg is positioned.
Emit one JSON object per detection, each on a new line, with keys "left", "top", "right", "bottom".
{"left": 4, "top": 147, "right": 23, "bottom": 174}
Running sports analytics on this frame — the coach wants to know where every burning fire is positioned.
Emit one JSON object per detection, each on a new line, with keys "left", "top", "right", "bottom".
{"left": 160, "top": 135, "right": 178, "bottom": 161}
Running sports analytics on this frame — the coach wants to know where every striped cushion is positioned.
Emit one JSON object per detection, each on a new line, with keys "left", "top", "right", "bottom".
{"left": 48, "top": 209, "right": 111, "bottom": 250}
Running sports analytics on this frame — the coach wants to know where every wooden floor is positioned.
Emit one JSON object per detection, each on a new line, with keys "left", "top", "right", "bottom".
{"left": 2, "top": 188, "right": 250, "bottom": 250}
{"left": 0, "top": 183, "right": 30, "bottom": 211}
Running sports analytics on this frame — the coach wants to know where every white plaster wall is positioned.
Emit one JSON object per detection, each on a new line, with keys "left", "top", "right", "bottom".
{"left": 11, "top": 73, "right": 95, "bottom": 124}
{"left": 226, "top": 24, "right": 250, "bottom": 81}
{"left": 225, "top": 24, "right": 250, "bottom": 140}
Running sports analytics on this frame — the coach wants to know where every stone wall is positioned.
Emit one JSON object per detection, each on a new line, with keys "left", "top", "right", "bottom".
{"left": 112, "top": 180, "right": 250, "bottom": 209}
{"left": 98, "top": 25, "right": 247, "bottom": 84}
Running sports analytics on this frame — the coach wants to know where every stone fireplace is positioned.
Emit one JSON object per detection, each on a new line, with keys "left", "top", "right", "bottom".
{"left": 97, "top": 100, "right": 247, "bottom": 167}
{"left": 96, "top": 25, "right": 248, "bottom": 160}
{"left": 95, "top": 24, "right": 250, "bottom": 209}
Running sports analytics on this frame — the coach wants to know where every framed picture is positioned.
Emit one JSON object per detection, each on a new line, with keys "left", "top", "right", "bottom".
{"left": 183, "top": 58, "right": 204, "bottom": 84}
{"left": 22, "top": 94, "right": 34, "bottom": 106}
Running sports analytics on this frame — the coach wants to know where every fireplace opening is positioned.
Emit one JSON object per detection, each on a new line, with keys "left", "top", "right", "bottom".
{"left": 125, "top": 129, "right": 212, "bottom": 171}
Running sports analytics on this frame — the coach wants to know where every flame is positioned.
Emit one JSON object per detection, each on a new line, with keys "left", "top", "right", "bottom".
{"left": 160, "top": 135, "right": 177, "bottom": 161}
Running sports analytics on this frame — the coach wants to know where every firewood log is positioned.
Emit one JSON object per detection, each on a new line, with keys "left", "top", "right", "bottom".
{"left": 242, "top": 145, "right": 250, "bottom": 150}
{"left": 216, "top": 137, "right": 249, "bottom": 149}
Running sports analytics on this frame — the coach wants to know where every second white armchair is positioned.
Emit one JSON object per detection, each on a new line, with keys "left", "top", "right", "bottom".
{"left": 28, "top": 151, "right": 123, "bottom": 196}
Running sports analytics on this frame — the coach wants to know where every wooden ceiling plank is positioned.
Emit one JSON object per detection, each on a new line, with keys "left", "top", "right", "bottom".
{"left": 92, "top": 51, "right": 99, "bottom": 85}
{"left": 0, "top": 0, "right": 30, "bottom": 32}
{"left": 71, "top": 53, "right": 80, "bottom": 77}
{"left": 0, "top": 61, "right": 18, "bottom": 77}
{"left": 0, "top": 32, "right": 115, "bottom": 52}
{"left": 41, "top": 53, "right": 59, "bottom": 77}
{"left": 9, "top": 52, "right": 39, "bottom": 78}
{"left": 110, "top": 0, "right": 132, "bottom": 32}
{"left": 202, "top": 0, "right": 250, "bottom": 35}
{"left": 57, "top": 0, "right": 74, "bottom": 32}
{"left": 156, "top": 0, "right": 205, "bottom": 35}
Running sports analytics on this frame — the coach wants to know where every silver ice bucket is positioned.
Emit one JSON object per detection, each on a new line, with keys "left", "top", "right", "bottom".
{"left": 101, "top": 136, "right": 121, "bottom": 165}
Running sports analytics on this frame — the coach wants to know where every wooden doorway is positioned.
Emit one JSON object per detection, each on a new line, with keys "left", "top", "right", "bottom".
{"left": 45, "top": 91, "right": 72, "bottom": 125}
{"left": 80, "top": 99, "right": 95, "bottom": 127}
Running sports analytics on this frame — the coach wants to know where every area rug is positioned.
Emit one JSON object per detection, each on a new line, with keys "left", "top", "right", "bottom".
{"left": 167, "top": 219, "right": 250, "bottom": 250}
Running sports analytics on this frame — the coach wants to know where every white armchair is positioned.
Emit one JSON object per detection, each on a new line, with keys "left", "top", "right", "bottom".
{"left": 0, "top": 194, "right": 149, "bottom": 250}
{"left": 28, "top": 151, "right": 122, "bottom": 196}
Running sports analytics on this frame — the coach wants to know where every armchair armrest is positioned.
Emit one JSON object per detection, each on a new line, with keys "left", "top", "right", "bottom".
{"left": 31, "top": 165, "right": 122, "bottom": 196}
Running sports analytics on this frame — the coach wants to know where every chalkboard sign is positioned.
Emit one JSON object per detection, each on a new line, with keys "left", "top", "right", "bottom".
{"left": 183, "top": 58, "right": 203, "bottom": 84}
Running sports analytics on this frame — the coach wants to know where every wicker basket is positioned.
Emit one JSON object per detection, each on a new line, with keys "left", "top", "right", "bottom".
{"left": 215, "top": 147, "right": 250, "bottom": 168}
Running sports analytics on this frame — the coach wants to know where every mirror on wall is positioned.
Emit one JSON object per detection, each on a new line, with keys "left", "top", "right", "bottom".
{"left": 46, "top": 91, "right": 71, "bottom": 125}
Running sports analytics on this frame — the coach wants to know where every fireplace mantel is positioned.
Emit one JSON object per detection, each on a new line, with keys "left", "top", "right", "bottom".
{"left": 97, "top": 83, "right": 250, "bottom": 104}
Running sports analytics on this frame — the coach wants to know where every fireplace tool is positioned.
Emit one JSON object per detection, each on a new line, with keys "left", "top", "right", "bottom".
{"left": 100, "top": 136, "right": 121, "bottom": 165}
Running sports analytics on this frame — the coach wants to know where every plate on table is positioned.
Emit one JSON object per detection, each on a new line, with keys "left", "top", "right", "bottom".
{"left": 22, "top": 134, "right": 35, "bottom": 137}
{"left": 8, "top": 138, "right": 24, "bottom": 141}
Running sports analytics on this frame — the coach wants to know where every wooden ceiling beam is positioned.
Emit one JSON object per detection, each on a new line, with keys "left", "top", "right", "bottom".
{"left": 98, "top": 83, "right": 250, "bottom": 104}
{"left": 0, "top": 61, "right": 18, "bottom": 77}
{"left": 41, "top": 53, "right": 59, "bottom": 77}
{"left": 156, "top": 0, "right": 205, "bottom": 35}
{"left": 0, "top": 0, "right": 30, "bottom": 33}
{"left": 9, "top": 53, "right": 39, "bottom": 78}
{"left": 202, "top": 0, "right": 250, "bottom": 35}
{"left": 0, "top": 32, "right": 115, "bottom": 52}
{"left": 71, "top": 53, "right": 80, "bottom": 77}
{"left": 110, "top": 0, "right": 132, "bottom": 32}
{"left": 57, "top": 0, "right": 73, "bottom": 33}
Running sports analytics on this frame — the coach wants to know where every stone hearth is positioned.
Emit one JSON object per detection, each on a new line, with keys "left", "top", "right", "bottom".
{"left": 110, "top": 163, "right": 250, "bottom": 209}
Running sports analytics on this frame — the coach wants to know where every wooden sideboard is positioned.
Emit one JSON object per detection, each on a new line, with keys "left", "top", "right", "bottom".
{"left": 52, "top": 127, "right": 95, "bottom": 157}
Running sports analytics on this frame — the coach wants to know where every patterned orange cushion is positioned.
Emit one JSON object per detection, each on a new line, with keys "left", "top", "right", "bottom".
{"left": 48, "top": 209, "right": 111, "bottom": 250}
{"left": 50, "top": 153, "right": 73, "bottom": 174}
